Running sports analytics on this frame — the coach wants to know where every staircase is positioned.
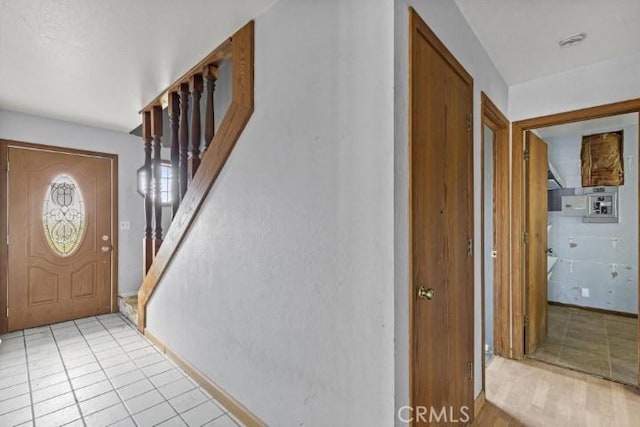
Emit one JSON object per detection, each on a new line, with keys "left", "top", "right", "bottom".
{"left": 134, "top": 21, "right": 255, "bottom": 332}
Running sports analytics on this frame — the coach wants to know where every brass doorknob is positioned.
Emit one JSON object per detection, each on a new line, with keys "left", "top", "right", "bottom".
{"left": 101, "top": 245, "right": 113, "bottom": 253}
{"left": 417, "top": 286, "right": 435, "bottom": 300}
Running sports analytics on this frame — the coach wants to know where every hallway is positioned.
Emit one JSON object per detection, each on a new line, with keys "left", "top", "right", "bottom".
{"left": 475, "top": 356, "right": 640, "bottom": 426}
{"left": 0, "top": 314, "right": 242, "bottom": 427}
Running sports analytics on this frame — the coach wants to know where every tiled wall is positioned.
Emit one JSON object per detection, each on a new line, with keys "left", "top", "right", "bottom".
{"left": 547, "top": 123, "right": 638, "bottom": 314}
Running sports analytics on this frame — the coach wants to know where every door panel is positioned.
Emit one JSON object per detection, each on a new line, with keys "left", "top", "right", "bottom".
{"left": 525, "top": 132, "right": 548, "bottom": 354}
{"left": 8, "top": 147, "right": 114, "bottom": 331}
{"left": 410, "top": 9, "right": 474, "bottom": 425}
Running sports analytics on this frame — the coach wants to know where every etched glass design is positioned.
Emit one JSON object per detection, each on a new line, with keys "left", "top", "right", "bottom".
{"left": 42, "top": 175, "right": 86, "bottom": 257}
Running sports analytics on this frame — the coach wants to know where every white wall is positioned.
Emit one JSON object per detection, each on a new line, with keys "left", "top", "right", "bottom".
{"left": 547, "top": 124, "right": 638, "bottom": 314}
{"left": 393, "top": 0, "right": 509, "bottom": 419}
{"left": 146, "top": 0, "right": 396, "bottom": 425}
{"left": 0, "top": 109, "right": 144, "bottom": 295}
{"left": 509, "top": 52, "right": 640, "bottom": 121}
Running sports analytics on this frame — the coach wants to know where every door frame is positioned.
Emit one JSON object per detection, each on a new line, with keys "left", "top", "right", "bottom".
{"left": 0, "top": 139, "right": 119, "bottom": 335}
{"left": 408, "top": 7, "right": 475, "bottom": 422}
{"left": 480, "top": 93, "right": 510, "bottom": 392}
{"left": 511, "top": 98, "right": 640, "bottom": 385}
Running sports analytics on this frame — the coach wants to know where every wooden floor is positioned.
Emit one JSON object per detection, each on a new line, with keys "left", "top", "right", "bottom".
{"left": 473, "top": 356, "right": 640, "bottom": 426}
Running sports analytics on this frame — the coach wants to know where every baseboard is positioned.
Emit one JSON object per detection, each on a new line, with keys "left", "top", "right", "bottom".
{"left": 474, "top": 390, "right": 485, "bottom": 419}
{"left": 143, "top": 329, "right": 266, "bottom": 427}
{"left": 548, "top": 301, "right": 638, "bottom": 319}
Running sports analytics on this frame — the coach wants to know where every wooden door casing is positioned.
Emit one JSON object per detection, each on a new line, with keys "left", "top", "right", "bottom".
{"left": 524, "top": 132, "right": 549, "bottom": 354}
{"left": 8, "top": 146, "right": 115, "bottom": 331}
{"left": 410, "top": 8, "right": 475, "bottom": 425}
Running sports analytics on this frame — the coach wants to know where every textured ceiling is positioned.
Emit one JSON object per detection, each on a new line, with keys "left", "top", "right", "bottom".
{"left": 0, "top": 0, "right": 278, "bottom": 132}
{"left": 455, "top": 0, "right": 640, "bottom": 85}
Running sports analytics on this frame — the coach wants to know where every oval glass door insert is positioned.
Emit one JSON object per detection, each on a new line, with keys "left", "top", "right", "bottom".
{"left": 42, "top": 174, "right": 86, "bottom": 257}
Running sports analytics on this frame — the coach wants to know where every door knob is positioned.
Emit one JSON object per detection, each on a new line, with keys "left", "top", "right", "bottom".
{"left": 417, "top": 286, "right": 435, "bottom": 300}
{"left": 101, "top": 245, "right": 113, "bottom": 253}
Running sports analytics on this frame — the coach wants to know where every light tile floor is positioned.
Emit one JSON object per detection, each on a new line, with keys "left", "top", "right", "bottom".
{"left": 0, "top": 313, "right": 244, "bottom": 427}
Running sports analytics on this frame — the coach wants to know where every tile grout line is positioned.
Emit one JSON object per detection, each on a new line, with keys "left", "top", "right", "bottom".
{"left": 98, "top": 314, "right": 236, "bottom": 426}
{"left": 8, "top": 315, "right": 237, "bottom": 427}
{"left": 95, "top": 314, "right": 193, "bottom": 426}
{"left": 71, "top": 316, "right": 138, "bottom": 427}
{"left": 118, "top": 315, "right": 236, "bottom": 423}
{"left": 22, "top": 330, "right": 37, "bottom": 425}
{"left": 49, "top": 322, "right": 91, "bottom": 426}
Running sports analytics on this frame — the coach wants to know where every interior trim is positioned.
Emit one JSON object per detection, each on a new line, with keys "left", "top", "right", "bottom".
{"left": 480, "top": 92, "right": 510, "bottom": 393}
{"left": 548, "top": 301, "right": 638, "bottom": 319}
{"left": 474, "top": 390, "right": 486, "bottom": 418}
{"left": 144, "top": 329, "right": 266, "bottom": 427}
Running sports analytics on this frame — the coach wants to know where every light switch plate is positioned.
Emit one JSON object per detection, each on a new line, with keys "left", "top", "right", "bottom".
{"left": 581, "top": 288, "right": 590, "bottom": 298}
{"left": 119, "top": 221, "right": 131, "bottom": 231}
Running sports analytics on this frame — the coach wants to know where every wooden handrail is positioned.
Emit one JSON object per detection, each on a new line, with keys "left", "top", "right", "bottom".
{"left": 138, "top": 21, "right": 254, "bottom": 331}
{"left": 139, "top": 38, "right": 233, "bottom": 114}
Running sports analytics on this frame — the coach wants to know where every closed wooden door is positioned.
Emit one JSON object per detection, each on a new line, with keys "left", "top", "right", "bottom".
{"left": 8, "top": 147, "right": 115, "bottom": 331}
{"left": 410, "top": 9, "right": 474, "bottom": 425}
{"left": 524, "top": 132, "right": 548, "bottom": 354}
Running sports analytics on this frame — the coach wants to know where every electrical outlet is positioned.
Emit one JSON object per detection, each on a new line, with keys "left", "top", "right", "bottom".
{"left": 119, "top": 221, "right": 131, "bottom": 231}
{"left": 581, "top": 288, "right": 590, "bottom": 298}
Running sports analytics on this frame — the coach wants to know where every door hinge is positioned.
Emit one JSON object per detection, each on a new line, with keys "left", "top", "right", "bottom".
{"left": 523, "top": 149, "right": 530, "bottom": 161}
{"left": 524, "top": 314, "right": 529, "bottom": 327}
{"left": 467, "top": 238, "right": 473, "bottom": 256}
{"left": 491, "top": 249, "right": 498, "bottom": 258}
{"left": 523, "top": 232, "right": 529, "bottom": 244}
{"left": 467, "top": 113, "right": 473, "bottom": 132}
{"left": 467, "top": 362, "right": 473, "bottom": 380}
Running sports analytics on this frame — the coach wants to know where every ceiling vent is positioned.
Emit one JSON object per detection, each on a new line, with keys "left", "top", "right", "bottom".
{"left": 558, "top": 33, "right": 587, "bottom": 48}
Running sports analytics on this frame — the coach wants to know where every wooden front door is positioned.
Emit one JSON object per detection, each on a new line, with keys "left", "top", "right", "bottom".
{"left": 8, "top": 146, "right": 115, "bottom": 331}
{"left": 410, "top": 9, "right": 474, "bottom": 425}
{"left": 524, "top": 132, "right": 549, "bottom": 354}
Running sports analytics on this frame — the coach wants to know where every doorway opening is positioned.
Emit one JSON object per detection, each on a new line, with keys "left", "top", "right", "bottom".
{"left": 512, "top": 99, "right": 640, "bottom": 387}
{"left": 525, "top": 114, "right": 639, "bottom": 385}
{"left": 480, "top": 93, "right": 510, "bottom": 390}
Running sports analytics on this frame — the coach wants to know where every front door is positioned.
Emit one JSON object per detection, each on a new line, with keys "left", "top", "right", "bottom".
{"left": 410, "top": 9, "right": 475, "bottom": 426}
{"left": 524, "top": 132, "right": 549, "bottom": 354}
{"left": 8, "top": 146, "right": 115, "bottom": 331}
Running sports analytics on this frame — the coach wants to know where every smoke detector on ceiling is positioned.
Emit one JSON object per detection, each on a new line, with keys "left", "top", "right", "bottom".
{"left": 559, "top": 33, "right": 587, "bottom": 48}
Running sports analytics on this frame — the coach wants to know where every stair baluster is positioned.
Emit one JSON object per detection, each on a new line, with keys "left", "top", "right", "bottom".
{"left": 189, "top": 74, "right": 203, "bottom": 178}
{"left": 151, "top": 106, "right": 163, "bottom": 256}
{"left": 203, "top": 66, "right": 217, "bottom": 150}
{"left": 179, "top": 83, "right": 189, "bottom": 201}
{"left": 168, "top": 92, "right": 180, "bottom": 218}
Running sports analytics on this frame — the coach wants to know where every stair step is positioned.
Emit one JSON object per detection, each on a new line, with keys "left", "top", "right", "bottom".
{"left": 118, "top": 295, "right": 138, "bottom": 325}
